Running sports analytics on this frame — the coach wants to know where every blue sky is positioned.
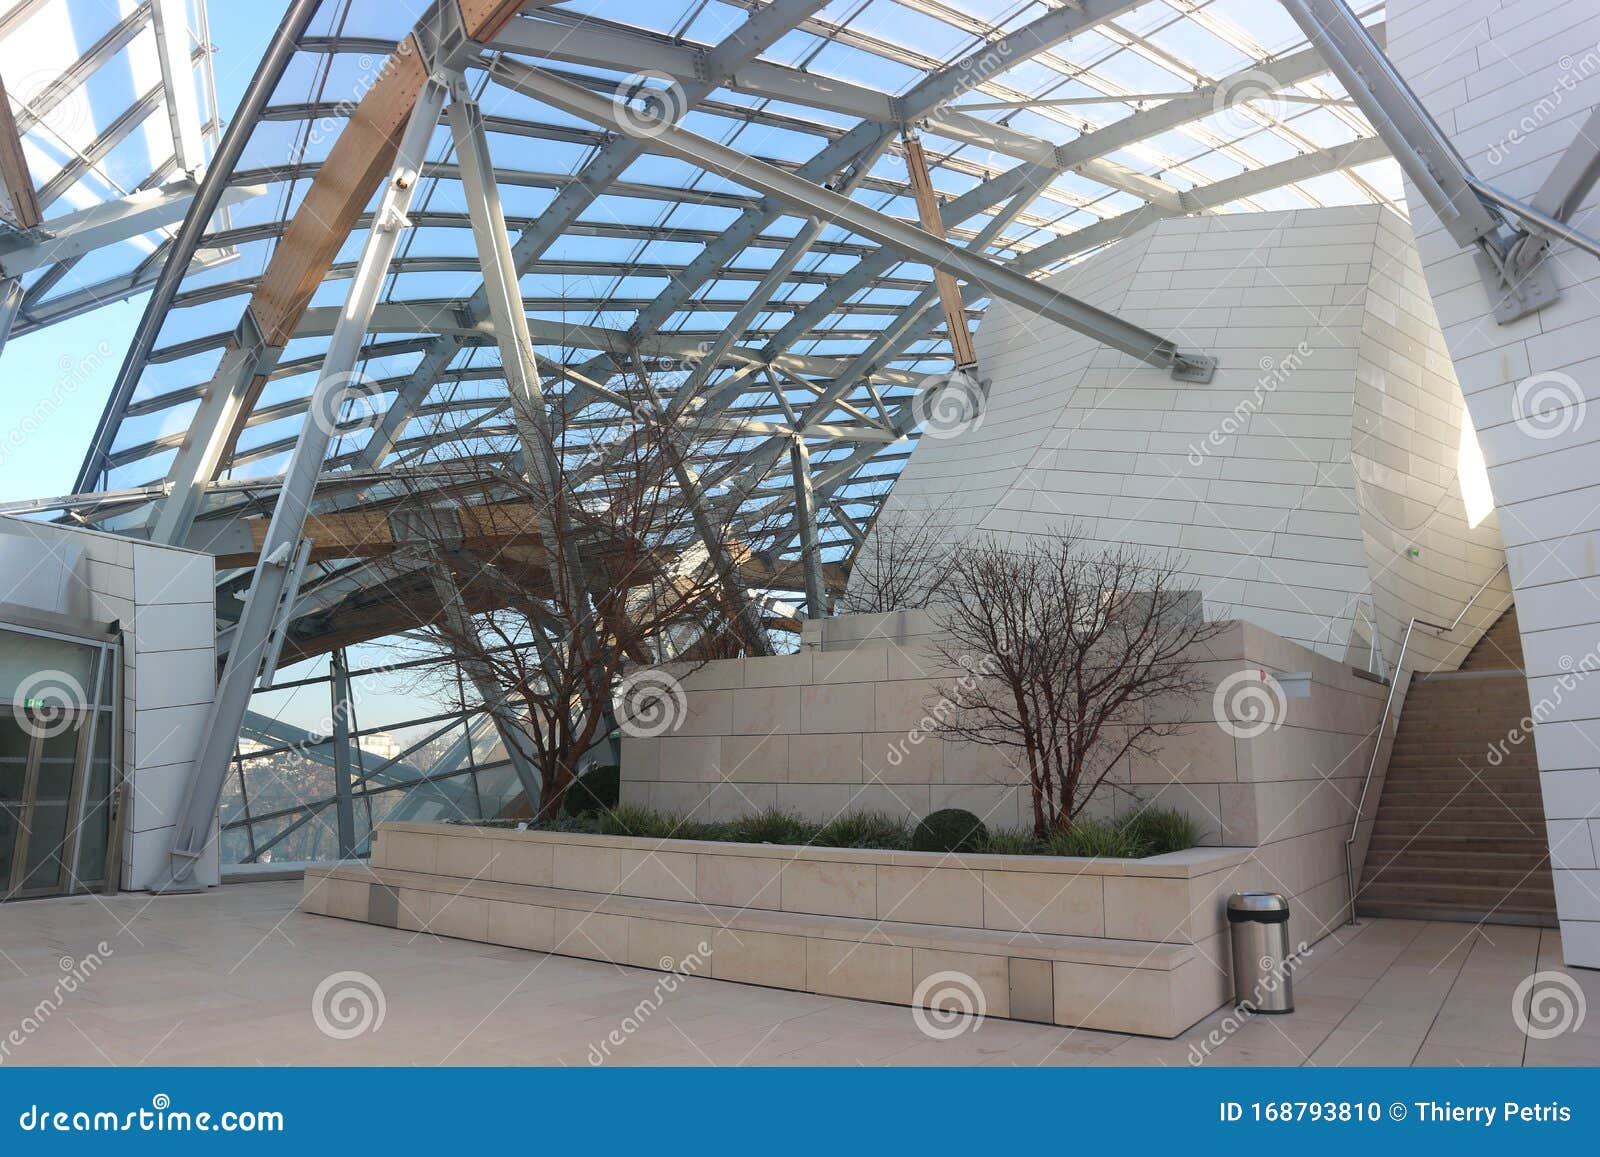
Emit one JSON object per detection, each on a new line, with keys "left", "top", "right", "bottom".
{"left": 0, "top": 1, "right": 288, "bottom": 503}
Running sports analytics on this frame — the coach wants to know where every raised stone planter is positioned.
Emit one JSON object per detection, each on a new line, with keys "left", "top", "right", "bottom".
{"left": 301, "top": 821, "right": 1271, "bottom": 1038}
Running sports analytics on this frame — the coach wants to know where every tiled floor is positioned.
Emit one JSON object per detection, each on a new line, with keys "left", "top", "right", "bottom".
{"left": 0, "top": 882, "right": 1595, "bottom": 1066}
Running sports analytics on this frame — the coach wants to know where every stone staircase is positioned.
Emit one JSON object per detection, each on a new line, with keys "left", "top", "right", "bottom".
{"left": 1357, "top": 607, "right": 1557, "bottom": 926}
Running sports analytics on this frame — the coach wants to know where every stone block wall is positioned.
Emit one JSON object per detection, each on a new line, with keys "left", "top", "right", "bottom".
{"left": 621, "top": 616, "right": 1385, "bottom": 947}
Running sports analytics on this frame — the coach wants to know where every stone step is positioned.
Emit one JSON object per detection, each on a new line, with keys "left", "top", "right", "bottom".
{"left": 1372, "top": 819, "right": 1548, "bottom": 839}
{"left": 1362, "top": 862, "right": 1552, "bottom": 889}
{"left": 1356, "top": 879, "right": 1555, "bottom": 910}
{"left": 1354, "top": 899, "right": 1557, "bottom": 927}
{"left": 1360, "top": 846, "right": 1549, "bottom": 867}
{"left": 1374, "top": 804, "right": 1548, "bottom": 823}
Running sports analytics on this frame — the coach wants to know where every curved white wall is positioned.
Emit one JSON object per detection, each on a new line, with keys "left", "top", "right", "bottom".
{"left": 867, "top": 205, "right": 1508, "bottom": 673}
{"left": 1388, "top": 0, "right": 1600, "bottom": 965}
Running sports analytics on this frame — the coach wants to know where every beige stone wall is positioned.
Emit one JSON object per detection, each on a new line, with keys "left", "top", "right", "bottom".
{"left": 306, "top": 823, "right": 1282, "bottom": 1037}
{"left": 621, "top": 616, "right": 1385, "bottom": 948}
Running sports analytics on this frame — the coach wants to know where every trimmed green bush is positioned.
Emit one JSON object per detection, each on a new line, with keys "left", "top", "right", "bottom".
{"left": 980, "top": 828, "right": 1046, "bottom": 856}
{"left": 1048, "top": 817, "right": 1142, "bottom": 858}
{"left": 1121, "top": 805, "right": 1202, "bottom": 856}
{"left": 562, "top": 764, "right": 621, "bottom": 817}
{"left": 911, "top": 808, "right": 988, "bottom": 854}
{"left": 724, "top": 807, "right": 814, "bottom": 845}
{"left": 451, "top": 802, "right": 1200, "bottom": 860}
{"left": 814, "top": 810, "right": 912, "bottom": 850}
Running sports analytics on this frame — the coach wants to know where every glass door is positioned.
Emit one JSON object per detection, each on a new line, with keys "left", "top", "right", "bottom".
{"left": 0, "top": 622, "right": 118, "bottom": 900}
{"left": 0, "top": 712, "right": 29, "bottom": 894}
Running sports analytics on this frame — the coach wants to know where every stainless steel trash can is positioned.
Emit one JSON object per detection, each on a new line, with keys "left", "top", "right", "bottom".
{"left": 1227, "top": 892, "right": 1294, "bottom": 1013}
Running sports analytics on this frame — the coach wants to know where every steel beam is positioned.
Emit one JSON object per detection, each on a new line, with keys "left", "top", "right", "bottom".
{"left": 0, "top": 277, "right": 21, "bottom": 358}
{"left": 74, "top": 0, "right": 320, "bottom": 495}
{"left": 0, "top": 180, "right": 262, "bottom": 277}
{"left": 425, "top": 567, "right": 544, "bottom": 807}
{"left": 161, "top": 79, "right": 446, "bottom": 887}
{"left": 1278, "top": 0, "right": 1498, "bottom": 247}
{"left": 447, "top": 77, "right": 594, "bottom": 623}
{"left": 492, "top": 59, "right": 1215, "bottom": 382}
{"left": 150, "top": 0, "right": 205, "bottom": 176}
{"left": 789, "top": 437, "right": 827, "bottom": 617}
{"left": 353, "top": 0, "right": 834, "bottom": 469}
{"left": 329, "top": 649, "right": 358, "bottom": 859}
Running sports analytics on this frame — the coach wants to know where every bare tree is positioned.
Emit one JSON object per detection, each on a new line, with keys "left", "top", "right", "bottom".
{"left": 839, "top": 501, "right": 958, "bottom": 613}
{"left": 934, "top": 531, "right": 1225, "bottom": 838}
{"left": 395, "top": 371, "right": 778, "bottom": 820}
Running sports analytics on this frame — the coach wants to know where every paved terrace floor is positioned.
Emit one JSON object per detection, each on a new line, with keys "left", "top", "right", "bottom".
{"left": 1, "top": 882, "right": 1596, "bottom": 1066}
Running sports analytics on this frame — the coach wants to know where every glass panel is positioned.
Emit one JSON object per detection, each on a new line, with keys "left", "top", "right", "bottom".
{"left": 74, "top": 721, "right": 114, "bottom": 886}
{"left": 22, "top": 728, "right": 82, "bottom": 893}
{"left": 0, "top": 629, "right": 98, "bottom": 707}
{"left": 0, "top": 714, "right": 31, "bottom": 891}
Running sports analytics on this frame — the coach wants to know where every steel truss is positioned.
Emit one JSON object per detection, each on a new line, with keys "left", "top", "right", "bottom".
{"left": 33, "top": 0, "right": 1417, "bottom": 862}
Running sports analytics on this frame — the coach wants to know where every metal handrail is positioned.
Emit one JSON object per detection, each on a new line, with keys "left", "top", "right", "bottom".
{"left": 1342, "top": 562, "right": 1510, "bottom": 923}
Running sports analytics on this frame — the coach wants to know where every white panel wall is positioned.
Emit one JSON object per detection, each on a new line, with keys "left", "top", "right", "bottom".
{"left": 869, "top": 205, "right": 1506, "bottom": 671}
{"left": 0, "top": 516, "right": 219, "bottom": 891}
{"left": 1388, "top": 0, "right": 1600, "bottom": 965}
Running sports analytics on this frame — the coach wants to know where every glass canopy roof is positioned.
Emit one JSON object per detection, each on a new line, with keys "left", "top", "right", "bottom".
{"left": 0, "top": 0, "right": 223, "bottom": 339}
{"left": 4, "top": 0, "right": 1401, "bottom": 861}
{"left": 71, "top": 0, "right": 1397, "bottom": 555}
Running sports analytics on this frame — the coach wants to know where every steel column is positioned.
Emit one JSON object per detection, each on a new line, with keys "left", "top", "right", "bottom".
{"left": 147, "top": 308, "right": 277, "bottom": 544}
{"left": 446, "top": 77, "right": 595, "bottom": 624}
{"left": 0, "top": 277, "right": 22, "bottom": 358}
{"left": 328, "top": 649, "right": 358, "bottom": 859}
{"left": 789, "top": 437, "right": 827, "bottom": 618}
{"left": 425, "top": 567, "right": 544, "bottom": 807}
{"left": 161, "top": 79, "right": 446, "bottom": 886}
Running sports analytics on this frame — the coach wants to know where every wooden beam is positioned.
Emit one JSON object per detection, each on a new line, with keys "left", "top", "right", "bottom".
{"left": 901, "top": 131, "right": 977, "bottom": 369}
{"left": 0, "top": 73, "right": 41, "bottom": 229}
{"left": 201, "top": 1, "right": 533, "bottom": 473}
